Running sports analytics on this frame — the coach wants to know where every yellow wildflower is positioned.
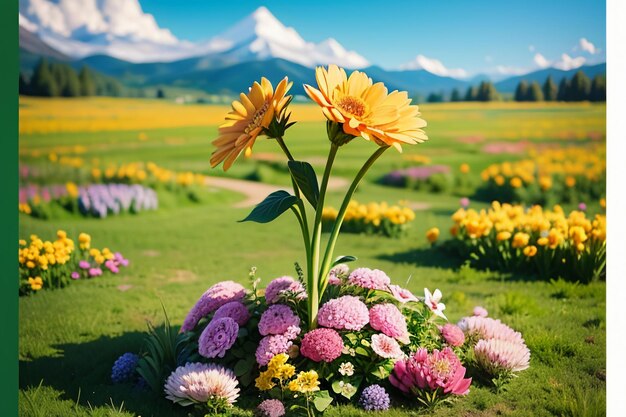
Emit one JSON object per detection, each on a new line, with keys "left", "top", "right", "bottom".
{"left": 426, "top": 227, "right": 440, "bottom": 243}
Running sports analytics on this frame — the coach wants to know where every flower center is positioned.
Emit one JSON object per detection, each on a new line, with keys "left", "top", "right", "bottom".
{"left": 244, "top": 100, "right": 270, "bottom": 134}
{"left": 430, "top": 358, "right": 452, "bottom": 378}
{"left": 336, "top": 95, "right": 367, "bottom": 118}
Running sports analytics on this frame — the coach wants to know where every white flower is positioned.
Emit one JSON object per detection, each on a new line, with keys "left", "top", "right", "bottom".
{"left": 424, "top": 288, "right": 447, "bottom": 320}
{"left": 342, "top": 345, "right": 356, "bottom": 356}
{"left": 338, "top": 362, "right": 355, "bottom": 376}
{"left": 164, "top": 363, "right": 239, "bottom": 407}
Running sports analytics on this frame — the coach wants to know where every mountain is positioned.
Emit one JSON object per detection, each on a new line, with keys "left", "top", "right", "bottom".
{"left": 19, "top": 26, "right": 69, "bottom": 61}
{"left": 495, "top": 63, "right": 606, "bottom": 92}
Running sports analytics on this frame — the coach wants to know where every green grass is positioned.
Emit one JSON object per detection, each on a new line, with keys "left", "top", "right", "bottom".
{"left": 18, "top": 101, "right": 606, "bottom": 416}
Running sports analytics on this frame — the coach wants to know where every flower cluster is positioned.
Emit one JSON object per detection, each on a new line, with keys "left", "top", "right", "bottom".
{"left": 323, "top": 200, "right": 415, "bottom": 238}
{"left": 446, "top": 201, "right": 606, "bottom": 282}
{"left": 18, "top": 231, "right": 128, "bottom": 294}
{"left": 111, "top": 352, "right": 140, "bottom": 383}
{"left": 381, "top": 164, "right": 452, "bottom": 193}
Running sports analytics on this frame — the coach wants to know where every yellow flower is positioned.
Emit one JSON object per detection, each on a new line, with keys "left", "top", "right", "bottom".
{"left": 255, "top": 371, "right": 276, "bottom": 391}
{"left": 460, "top": 163, "right": 470, "bottom": 174}
{"left": 211, "top": 77, "right": 292, "bottom": 171}
{"left": 539, "top": 176, "right": 552, "bottom": 191}
{"left": 523, "top": 245, "right": 538, "bottom": 257}
{"left": 496, "top": 231, "right": 512, "bottom": 241}
{"left": 569, "top": 226, "right": 587, "bottom": 245}
{"left": 66, "top": 182, "right": 79, "bottom": 198}
{"left": 78, "top": 233, "right": 91, "bottom": 250}
{"left": 426, "top": 227, "right": 440, "bottom": 243}
{"left": 494, "top": 175, "right": 505, "bottom": 186}
{"left": 537, "top": 237, "right": 549, "bottom": 246}
{"left": 57, "top": 230, "right": 67, "bottom": 240}
{"left": 565, "top": 176, "right": 576, "bottom": 188}
{"left": 510, "top": 177, "right": 523, "bottom": 188}
{"left": 450, "top": 225, "right": 459, "bottom": 237}
{"left": 600, "top": 198, "right": 606, "bottom": 209}
{"left": 512, "top": 232, "right": 530, "bottom": 248}
{"left": 288, "top": 370, "right": 320, "bottom": 393}
{"left": 304, "top": 65, "right": 427, "bottom": 151}
{"left": 28, "top": 276, "right": 43, "bottom": 291}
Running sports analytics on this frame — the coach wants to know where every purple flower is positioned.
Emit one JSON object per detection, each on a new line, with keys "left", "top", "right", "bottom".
{"left": 255, "top": 335, "right": 293, "bottom": 366}
{"left": 70, "top": 271, "right": 80, "bottom": 280}
{"left": 79, "top": 260, "right": 90, "bottom": 269}
{"left": 212, "top": 301, "right": 250, "bottom": 326}
{"left": 258, "top": 304, "right": 300, "bottom": 336}
{"left": 181, "top": 281, "right": 246, "bottom": 332}
{"left": 198, "top": 317, "right": 239, "bottom": 359}
{"left": 255, "top": 399, "right": 286, "bottom": 417}
{"left": 111, "top": 352, "right": 139, "bottom": 383}
{"left": 359, "top": 384, "right": 390, "bottom": 411}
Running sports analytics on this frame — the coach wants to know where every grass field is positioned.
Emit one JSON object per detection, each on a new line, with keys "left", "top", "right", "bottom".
{"left": 18, "top": 97, "right": 606, "bottom": 417}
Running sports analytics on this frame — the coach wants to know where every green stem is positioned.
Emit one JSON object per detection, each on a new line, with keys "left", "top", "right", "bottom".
{"left": 318, "top": 146, "right": 389, "bottom": 297}
{"left": 309, "top": 144, "right": 339, "bottom": 329}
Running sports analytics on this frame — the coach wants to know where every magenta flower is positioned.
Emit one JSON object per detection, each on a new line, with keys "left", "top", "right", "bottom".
{"left": 181, "top": 281, "right": 246, "bottom": 332}
{"left": 460, "top": 197, "right": 470, "bottom": 208}
{"left": 105, "top": 259, "right": 119, "bottom": 274}
{"left": 369, "top": 303, "right": 410, "bottom": 344}
{"left": 387, "top": 284, "right": 418, "bottom": 303}
{"left": 255, "top": 335, "right": 293, "bottom": 366}
{"left": 258, "top": 304, "right": 300, "bottom": 336}
{"left": 114, "top": 252, "right": 129, "bottom": 267}
{"left": 79, "top": 260, "right": 90, "bottom": 269}
{"left": 390, "top": 347, "right": 471, "bottom": 398}
{"left": 88, "top": 267, "right": 102, "bottom": 277}
{"left": 213, "top": 301, "right": 250, "bottom": 326}
{"left": 317, "top": 295, "right": 369, "bottom": 331}
{"left": 348, "top": 268, "right": 391, "bottom": 290}
{"left": 440, "top": 324, "right": 465, "bottom": 347}
{"left": 264, "top": 276, "right": 306, "bottom": 304}
{"left": 300, "top": 328, "right": 343, "bottom": 363}
{"left": 70, "top": 271, "right": 80, "bottom": 280}
{"left": 198, "top": 317, "right": 239, "bottom": 359}
{"left": 578, "top": 202, "right": 587, "bottom": 211}
{"left": 371, "top": 334, "right": 403, "bottom": 359}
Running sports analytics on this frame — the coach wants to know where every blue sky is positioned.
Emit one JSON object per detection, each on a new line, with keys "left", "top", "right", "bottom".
{"left": 142, "top": 0, "right": 605, "bottom": 76}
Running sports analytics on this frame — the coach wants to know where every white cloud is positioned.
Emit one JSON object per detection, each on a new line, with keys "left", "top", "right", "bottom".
{"left": 579, "top": 37, "right": 596, "bottom": 54}
{"left": 553, "top": 53, "right": 586, "bottom": 70}
{"left": 20, "top": 0, "right": 178, "bottom": 45}
{"left": 533, "top": 53, "right": 550, "bottom": 68}
{"left": 399, "top": 54, "right": 468, "bottom": 78}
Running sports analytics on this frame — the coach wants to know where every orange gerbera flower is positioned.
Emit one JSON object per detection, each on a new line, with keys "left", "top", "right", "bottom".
{"left": 304, "top": 65, "right": 427, "bottom": 151}
{"left": 211, "top": 77, "right": 292, "bottom": 170}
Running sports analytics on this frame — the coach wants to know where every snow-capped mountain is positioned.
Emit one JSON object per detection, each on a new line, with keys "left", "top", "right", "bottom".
{"left": 18, "top": 1, "right": 369, "bottom": 68}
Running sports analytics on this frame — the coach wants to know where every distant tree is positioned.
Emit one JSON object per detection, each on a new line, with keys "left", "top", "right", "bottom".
{"left": 476, "top": 81, "right": 499, "bottom": 101}
{"left": 156, "top": 88, "right": 166, "bottom": 99}
{"left": 464, "top": 86, "right": 477, "bottom": 101}
{"left": 62, "top": 66, "right": 81, "bottom": 97}
{"left": 78, "top": 66, "right": 96, "bottom": 96}
{"left": 19, "top": 73, "right": 30, "bottom": 95}
{"left": 589, "top": 75, "right": 606, "bottom": 102}
{"left": 514, "top": 80, "right": 529, "bottom": 102}
{"left": 427, "top": 92, "right": 444, "bottom": 103}
{"left": 527, "top": 81, "right": 544, "bottom": 101}
{"left": 569, "top": 70, "right": 591, "bottom": 101}
{"left": 50, "top": 63, "right": 69, "bottom": 96}
{"left": 450, "top": 88, "right": 461, "bottom": 102}
{"left": 542, "top": 75, "right": 558, "bottom": 101}
{"left": 557, "top": 77, "right": 571, "bottom": 101}
{"left": 31, "top": 58, "right": 59, "bottom": 97}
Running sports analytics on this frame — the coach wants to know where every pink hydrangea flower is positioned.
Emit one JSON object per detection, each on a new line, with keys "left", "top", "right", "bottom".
{"left": 255, "top": 334, "right": 293, "bottom": 366}
{"left": 457, "top": 316, "right": 524, "bottom": 345}
{"left": 387, "top": 285, "right": 418, "bottom": 303}
{"left": 348, "top": 268, "right": 391, "bottom": 290}
{"left": 181, "top": 281, "right": 246, "bottom": 332}
{"left": 371, "top": 334, "right": 404, "bottom": 359}
{"left": 317, "top": 295, "right": 369, "bottom": 331}
{"left": 390, "top": 347, "right": 471, "bottom": 396}
{"left": 213, "top": 301, "right": 251, "bottom": 326}
{"left": 440, "top": 324, "right": 465, "bottom": 347}
{"left": 258, "top": 304, "right": 301, "bottom": 336}
{"left": 474, "top": 338, "right": 530, "bottom": 374}
{"left": 300, "top": 328, "right": 343, "bottom": 363}
{"left": 327, "top": 264, "right": 350, "bottom": 285}
{"left": 198, "top": 317, "right": 239, "bottom": 359}
{"left": 369, "top": 303, "right": 410, "bottom": 344}
{"left": 473, "top": 306, "right": 488, "bottom": 317}
{"left": 264, "top": 276, "right": 306, "bottom": 304}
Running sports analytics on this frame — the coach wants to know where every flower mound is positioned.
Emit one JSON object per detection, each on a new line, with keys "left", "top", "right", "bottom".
{"left": 300, "top": 328, "right": 343, "bottom": 363}
{"left": 441, "top": 324, "right": 466, "bottom": 347}
{"left": 474, "top": 339, "right": 531, "bottom": 374}
{"left": 457, "top": 316, "right": 524, "bottom": 345}
{"left": 181, "top": 281, "right": 246, "bottom": 332}
{"left": 255, "top": 399, "right": 286, "bottom": 417}
{"left": 317, "top": 295, "right": 369, "bottom": 330}
{"left": 111, "top": 352, "right": 139, "bottom": 383}
{"left": 264, "top": 276, "right": 306, "bottom": 304}
{"left": 164, "top": 362, "right": 239, "bottom": 406}
{"left": 259, "top": 304, "right": 301, "bottom": 336}
{"left": 348, "top": 267, "right": 391, "bottom": 290}
{"left": 369, "top": 303, "right": 410, "bottom": 343}
{"left": 371, "top": 334, "right": 403, "bottom": 359}
{"left": 198, "top": 317, "right": 239, "bottom": 358}
{"left": 304, "top": 65, "right": 428, "bottom": 151}
{"left": 256, "top": 335, "right": 293, "bottom": 366}
{"left": 359, "top": 384, "right": 391, "bottom": 411}
{"left": 212, "top": 301, "right": 251, "bottom": 326}
{"left": 390, "top": 347, "right": 471, "bottom": 396}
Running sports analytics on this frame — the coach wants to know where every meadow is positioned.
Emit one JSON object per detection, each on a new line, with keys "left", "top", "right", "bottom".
{"left": 18, "top": 97, "right": 606, "bottom": 417}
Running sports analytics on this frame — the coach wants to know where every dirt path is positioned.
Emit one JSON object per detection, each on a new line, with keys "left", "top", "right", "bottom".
{"left": 206, "top": 176, "right": 349, "bottom": 208}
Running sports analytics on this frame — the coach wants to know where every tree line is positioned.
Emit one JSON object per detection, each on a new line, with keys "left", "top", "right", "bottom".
{"left": 514, "top": 71, "right": 605, "bottom": 102}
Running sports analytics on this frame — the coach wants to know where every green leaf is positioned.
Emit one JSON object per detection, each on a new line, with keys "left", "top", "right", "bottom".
{"left": 288, "top": 160, "right": 319, "bottom": 207}
{"left": 234, "top": 358, "right": 254, "bottom": 377}
{"left": 313, "top": 390, "right": 333, "bottom": 412}
{"left": 239, "top": 190, "right": 298, "bottom": 223}
{"left": 333, "top": 255, "right": 357, "bottom": 266}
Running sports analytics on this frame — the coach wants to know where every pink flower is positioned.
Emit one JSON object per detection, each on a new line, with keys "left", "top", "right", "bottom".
{"left": 327, "top": 264, "right": 350, "bottom": 285}
{"left": 164, "top": 363, "right": 239, "bottom": 406}
{"left": 181, "top": 281, "right": 246, "bottom": 332}
{"left": 473, "top": 306, "right": 488, "bottom": 317}
{"left": 88, "top": 267, "right": 102, "bottom": 277}
{"left": 371, "top": 334, "right": 403, "bottom": 359}
{"left": 460, "top": 197, "right": 470, "bottom": 208}
{"left": 283, "top": 325, "right": 301, "bottom": 340}
{"left": 105, "top": 259, "right": 119, "bottom": 274}
{"left": 70, "top": 271, "right": 80, "bottom": 280}
{"left": 198, "top": 317, "right": 239, "bottom": 358}
{"left": 255, "top": 335, "right": 293, "bottom": 366}
{"left": 300, "top": 328, "right": 343, "bottom": 363}
{"left": 258, "top": 304, "right": 301, "bottom": 336}
{"left": 264, "top": 276, "right": 306, "bottom": 304}
{"left": 318, "top": 295, "right": 369, "bottom": 331}
{"left": 390, "top": 347, "right": 471, "bottom": 397}
{"left": 213, "top": 301, "right": 251, "bottom": 326}
{"left": 440, "top": 324, "right": 465, "bottom": 347}
{"left": 369, "top": 303, "right": 410, "bottom": 344}
{"left": 387, "top": 285, "right": 418, "bottom": 303}
{"left": 79, "top": 260, "right": 90, "bottom": 269}
{"left": 348, "top": 268, "right": 391, "bottom": 290}
{"left": 456, "top": 316, "right": 524, "bottom": 345}
{"left": 424, "top": 288, "right": 447, "bottom": 320}
{"left": 474, "top": 338, "right": 530, "bottom": 374}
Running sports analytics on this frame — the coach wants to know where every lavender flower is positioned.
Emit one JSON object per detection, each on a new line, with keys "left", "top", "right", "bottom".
{"left": 359, "top": 384, "right": 391, "bottom": 411}
{"left": 255, "top": 399, "right": 286, "bottom": 417}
